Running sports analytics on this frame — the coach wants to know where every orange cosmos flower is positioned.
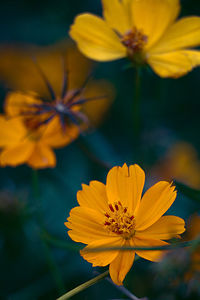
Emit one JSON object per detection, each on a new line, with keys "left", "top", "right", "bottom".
{"left": 70, "top": 0, "right": 200, "bottom": 78}
{"left": 0, "top": 115, "right": 78, "bottom": 168}
{"left": 65, "top": 164, "right": 185, "bottom": 285}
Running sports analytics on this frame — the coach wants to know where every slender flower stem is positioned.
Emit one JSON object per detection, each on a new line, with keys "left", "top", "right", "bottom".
{"left": 133, "top": 68, "right": 141, "bottom": 139}
{"left": 31, "top": 169, "right": 65, "bottom": 295}
{"left": 57, "top": 270, "right": 109, "bottom": 300}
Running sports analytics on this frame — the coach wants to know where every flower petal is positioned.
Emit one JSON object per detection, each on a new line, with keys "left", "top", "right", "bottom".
{"left": 5, "top": 92, "right": 41, "bottom": 117}
{"left": 150, "top": 17, "right": 200, "bottom": 53}
{"left": 27, "top": 144, "right": 56, "bottom": 169}
{"left": 0, "top": 117, "right": 26, "bottom": 147}
{"left": 106, "top": 164, "right": 145, "bottom": 214}
{"left": 147, "top": 50, "right": 200, "bottom": 78}
{"left": 70, "top": 14, "right": 126, "bottom": 61}
{"left": 102, "top": 0, "right": 133, "bottom": 34}
{"left": 66, "top": 206, "right": 111, "bottom": 244}
{"left": 136, "top": 215, "right": 185, "bottom": 240}
{"left": 109, "top": 240, "right": 135, "bottom": 285}
{"left": 132, "top": 0, "right": 180, "bottom": 49}
{"left": 135, "top": 181, "right": 176, "bottom": 231}
{"left": 41, "top": 118, "right": 79, "bottom": 148}
{"left": 133, "top": 237, "right": 168, "bottom": 262}
{"left": 0, "top": 142, "right": 34, "bottom": 167}
{"left": 80, "top": 237, "right": 122, "bottom": 267}
{"left": 77, "top": 181, "right": 108, "bottom": 212}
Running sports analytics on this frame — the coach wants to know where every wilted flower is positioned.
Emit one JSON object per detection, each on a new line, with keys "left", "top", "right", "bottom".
{"left": 70, "top": 0, "right": 200, "bottom": 78}
{"left": 65, "top": 164, "right": 185, "bottom": 285}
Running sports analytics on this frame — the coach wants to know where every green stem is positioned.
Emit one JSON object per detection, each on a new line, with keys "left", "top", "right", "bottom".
{"left": 57, "top": 270, "right": 109, "bottom": 300}
{"left": 31, "top": 169, "right": 65, "bottom": 296}
{"left": 133, "top": 68, "right": 141, "bottom": 139}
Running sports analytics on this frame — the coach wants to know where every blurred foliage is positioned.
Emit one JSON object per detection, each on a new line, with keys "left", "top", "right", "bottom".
{"left": 0, "top": 0, "right": 200, "bottom": 300}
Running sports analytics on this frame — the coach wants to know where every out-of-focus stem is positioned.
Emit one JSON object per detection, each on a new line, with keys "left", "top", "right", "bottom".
{"left": 31, "top": 169, "right": 65, "bottom": 295}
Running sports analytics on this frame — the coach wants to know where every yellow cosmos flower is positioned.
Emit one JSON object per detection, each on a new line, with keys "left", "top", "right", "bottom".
{"left": 65, "top": 164, "right": 185, "bottom": 285}
{"left": 0, "top": 41, "right": 114, "bottom": 126}
{"left": 70, "top": 0, "right": 200, "bottom": 78}
{"left": 0, "top": 116, "right": 78, "bottom": 169}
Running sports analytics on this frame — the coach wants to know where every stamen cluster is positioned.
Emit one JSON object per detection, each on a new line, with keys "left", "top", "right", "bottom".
{"left": 121, "top": 27, "right": 148, "bottom": 55}
{"left": 104, "top": 201, "right": 135, "bottom": 239}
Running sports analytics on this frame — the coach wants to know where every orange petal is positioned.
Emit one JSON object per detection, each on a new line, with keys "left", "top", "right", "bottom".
{"left": 132, "top": 0, "right": 180, "bottom": 49}
{"left": 0, "top": 116, "right": 26, "bottom": 147}
{"left": 66, "top": 206, "right": 110, "bottom": 244}
{"left": 135, "top": 181, "right": 176, "bottom": 231}
{"left": 41, "top": 117, "right": 79, "bottom": 148}
{"left": 133, "top": 237, "right": 168, "bottom": 262}
{"left": 0, "top": 142, "right": 34, "bottom": 167}
{"left": 70, "top": 14, "right": 126, "bottom": 61}
{"left": 148, "top": 50, "right": 200, "bottom": 78}
{"left": 109, "top": 240, "right": 135, "bottom": 285}
{"left": 80, "top": 237, "right": 122, "bottom": 267}
{"left": 106, "top": 164, "right": 145, "bottom": 214}
{"left": 5, "top": 92, "right": 41, "bottom": 117}
{"left": 150, "top": 17, "right": 200, "bottom": 53}
{"left": 27, "top": 143, "right": 56, "bottom": 169}
{"left": 136, "top": 215, "right": 185, "bottom": 240}
{"left": 77, "top": 181, "right": 108, "bottom": 212}
{"left": 102, "top": 0, "right": 133, "bottom": 34}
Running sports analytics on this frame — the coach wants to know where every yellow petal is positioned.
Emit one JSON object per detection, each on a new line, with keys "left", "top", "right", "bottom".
{"left": 135, "top": 181, "right": 176, "bottom": 231}
{"left": 66, "top": 207, "right": 110, "bottom": 244}
{"left": 0, "top": 142, "right": 34, "bottom": 167}
{"left": 80, "top": 237, "right": 122, "bottom": 267}
{"left": 109, "top": 240, "right": 135, "bottom": 285}
{"left": 133, "top": 237, "right": 168, "bottom": 262}
{"left": 132, "top": 0, "right": 180, "bottom": 49}
{"left": 0, "top": 117, "right": 26, "bottom": 146}
{"left": 102, "top": 0, "right": 132, "bottom": 34}
{"left": 70, "top": 14, "right": 126, "bottom": 61}
{"left": 40, "top": 117, "right": 79, "bottom": 148}
{"left": 106, "top": 164, "right": 145, "bottom": 213}
{"left": 5, "top": 92, "right": 41, "bottom": 117}
{"left": 147, "top": 50, "right": 200, "bottom": 78}
{"left": 27, "top": 144, "right": 56, "bottom": 169}
{"left": 150, "top": 17, "right": 200, "bottom": 53}
{"left": 77, "top": 181, "right": 108, "bottom": 212}
{"left": 136, "top": 215, "right": 185, "bottom": 240}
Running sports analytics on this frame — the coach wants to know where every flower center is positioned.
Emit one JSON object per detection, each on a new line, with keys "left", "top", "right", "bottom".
{"left": 121, "top": 27, "right": 148, "bottom": 53}
{"left": 104, "top": 201, "right": 135, "bottom": 240}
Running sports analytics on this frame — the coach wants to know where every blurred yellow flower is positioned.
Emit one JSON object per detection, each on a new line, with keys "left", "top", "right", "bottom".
{"left": 0, "top": 42, "right": 114, "bottom": 168}
{"left": 0, "top": 41, "right": 114, "bottom": 127}
{"left": 152, "top": 142, "right": 200, "bottom": 189}
{"left": 65, "top": 163, "right": 185, "bottom": 285}
{"left": 0, "top": 116, "right": 78, "bottom": 169}
{"left": 70, "top": 0, "right": 200, "bottom": 78}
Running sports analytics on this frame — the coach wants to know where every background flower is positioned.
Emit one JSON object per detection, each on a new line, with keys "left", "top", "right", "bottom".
{"left": 70, "top": 0, "right": 200, "bottom": 78}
